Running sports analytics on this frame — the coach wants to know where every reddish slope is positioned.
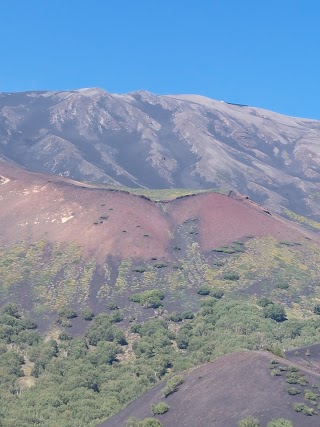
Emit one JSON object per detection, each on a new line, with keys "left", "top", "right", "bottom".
{"left": 0, "top": 163, "right": 308, "bottom": 261}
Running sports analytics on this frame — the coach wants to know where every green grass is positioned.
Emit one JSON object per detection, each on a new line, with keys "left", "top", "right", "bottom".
{"left": 84, "top": 182, "right": 224, "bottom": 201}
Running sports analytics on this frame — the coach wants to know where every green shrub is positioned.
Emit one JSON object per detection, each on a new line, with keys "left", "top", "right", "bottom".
{"left": 298, "top": 377, "right": 308, "bottom": 386}
{"left": 197, "top": 286, "right": 210, "bottom": 295}
{"left": 267, "top": 419, "right": 293, "bottom": 427}
{"left": 107, "top": 302, "right": 119, "bottom": 310}
{"left": 275, "top": 282, "right": 289, "bottom": 290}
{"left": 133, "top": 268, "right": 147, "bottom": 273}
{"left": 286, "top": 372, "right": 307, "bottom": 385}
{"left": 129, "top": 290, "right": 165, "bottom": 308}
{"left": 314, "top": 305, "right": 320, "bottom": 315}
{"left": 153, "top": 263, "right": 167, "bottom": 268}
{"left": 1, "top": 303, "right": 21, "bottom": 318}
{"left": 58, "top": 318, "right": 72, "bottom": 327}
{"left": 263, "top": 304, "right": 287, "bottom": 322}
{"left": 257, "top": 297, "right": 273, "bottom": 307}
{"left": 58, "top": 308, "right": 77, "bottom": 319}
{"left": 213, "top": 260, "right": 224, "bottom": 266}
{"left": 210, "top": 289, "right": 224, "bottom": 299}
{"left": 223, "top": 272, "right": 240, "bottom": 281}
{"left": 267, "top": 346, "right": 284, "bottom": 357}
{"left": 305, "top": 389, "right": 318, "bottom": 401}
{"left": 59, "top": 332, "right": 73, "bottom": 341}
{"left": 293, "top": 402, "right": 316, "bottom": 415}
{"left": 162, "top": 375, "right": 184, "bottom": 397}
{"left": 293, "top": 403, "right": 304, "bottom": 412}
{"left": 287, "top": 387, "right": 300, "bottom": 395}
{"left": 302, "top": 405, "right": 317, "bottom": 416}
{"left": 167, "top": 312, "right": 183, "bottom": 322}
{"left": 151, "top": 401, "right": 170, "bottom": 415}
{"left": 125, "top": 417, "right": 163, "bottom": 427}
{"left": 82, "top": 308, "right": 95, "bottom": 321}
{"left": 238, "top": 416, "right": 260, "bottom": 427}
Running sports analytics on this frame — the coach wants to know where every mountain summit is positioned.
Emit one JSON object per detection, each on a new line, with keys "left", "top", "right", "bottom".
{"left": 1, "top": 89, "right": 320, "bottom": 216}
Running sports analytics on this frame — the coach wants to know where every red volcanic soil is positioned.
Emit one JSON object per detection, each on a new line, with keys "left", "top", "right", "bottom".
{"left": 168, "top": 191, "right": 303, "bottom": 251}
{"left": 100, "top": 351, "right": 320, "bottom": 427}
{"left": 0, "top": 164, "right": 309, "bottom": 261}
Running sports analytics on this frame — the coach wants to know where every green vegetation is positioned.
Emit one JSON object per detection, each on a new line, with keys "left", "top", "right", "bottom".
{"left": 238, "top": 417, "right": 260, "bottom": 427}
{"left": 293, "top": 402, "right": 317, "bottom": 415}
{"left": 283, "top": 208, "right": 320, "bottom": 230}
{"left": 82, "top": 307, "right": 95, "bottom": 320}
{"left": 162, "top": 375, "right": 184, "bottom": 397}
{"left": 114, "top": 187, "right": 220, "bottom": 201}
{"left": 305, "top": 389, "right": 319, "bottom": 401}
{"left": 125, "top": 418, "right": 163, "bottom": 427}
{"left": 223, "top": 272, "right": 240, "bottom": 281}
{"left": 4, "top": 234, "right": 320, "bottom": 425}
{"left": 263, "top": 304, "right": 287, "bottom": 322}
{"left": 2, "top": 294, "right": 320, "bottom": 426}
{"left": 151, "top": 401, "right": 170, "bottom": 415}
{"left": 267, "top": 420, "right": 293, "bottom": 427}
{"left": 58, "top": 308, "right": 78, "bottom": 319}
{"left": 287, "top": 387, "right": 300, "bottom": 395}
{"left": 129, "top": 290, "right": 165, "bottom": 308}
{"left": 286, "top": 371, "right": 308, "bottom": 386}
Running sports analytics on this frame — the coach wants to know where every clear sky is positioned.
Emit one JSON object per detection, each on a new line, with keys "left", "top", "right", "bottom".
{"left": 1, "top": 0, "right": 319, "bottom": 119}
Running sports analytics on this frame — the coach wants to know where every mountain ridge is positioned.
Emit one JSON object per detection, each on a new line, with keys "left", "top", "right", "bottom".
{"left": 1, "top": 88, "right": 320, "bottom": 218}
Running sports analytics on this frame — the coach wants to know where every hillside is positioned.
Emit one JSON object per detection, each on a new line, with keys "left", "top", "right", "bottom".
{"left": 1, "top": 89, "right": 320, "bottom": 219}
{"left": 101, "top": 351, "right": 320, "bottom": 427}
{"left": 1, "top": 163, "right": 319, "bottom": 325}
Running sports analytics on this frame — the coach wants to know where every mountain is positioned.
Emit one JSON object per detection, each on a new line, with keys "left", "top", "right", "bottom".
{"left": 2, "top": 90, "right": 320, "bottom": 427}
{"left": 1, "top": 89, "right": 320, "bottom": 218}
{"left": 101, "top": 350, "right": 320, "bottom": 427}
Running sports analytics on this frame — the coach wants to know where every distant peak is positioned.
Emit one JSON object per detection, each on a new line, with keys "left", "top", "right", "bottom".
{"left": 76, "top": 87, "right": 107, "bottom": 96}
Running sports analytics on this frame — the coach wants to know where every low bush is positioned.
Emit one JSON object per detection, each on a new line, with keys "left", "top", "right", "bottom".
{"left": 197, "top": 286, "right": 210, "bottom": 295}
{"left": 58, "top": 308, "right": 77, "bottom": 319}
{"left": 293, "top": 403, "right": 316, "bottom": 415}
{"left": 223, "top": 272, "right": 240, "bottom": 281}
{"left": 125, "top": 417, "right": 163, "bottom": 427}
{"left": 82, "top": 308, "right": 95, "bottom": 321}
{"left": 59, "top": 332, "right": 73, "bottom": 341}
{"left": 275, "top": 282, "right": 289, "bottom": 290}
{"left": 314, "top": 305, "right": 320, "bottom": 315}
{"left": 267, "top": 420, "right": 293, "bottom": 427}
{"left": 162, "top": 375, "right": 184, "bottom": 397}
{"left": 263, "top": 304, "right": 287, "bottom": 322}
{"left": 151, "top": 401, "right": 170, "bottom": 415}
{"left": 129, "top": 290, "right": 165, "bottom": 308}
{"left": 107, "top": 302, "right": 119, "bottom": 311}
{"left": 210, "top": 289, "right": 224, "bottom": 299}
{"left": 238, "top": 417, "right": 260, "bottom": 427}
{"left": 287, "top": 387, "right": 300, "bottom": 395}
{"left": 257, "top": 297, "right": 273, "bottom": 307}
{"left": 305, "top": 389, "right": 318, "bottom": 401}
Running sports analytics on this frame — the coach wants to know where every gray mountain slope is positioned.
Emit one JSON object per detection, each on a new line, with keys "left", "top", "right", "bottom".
{"left": 0, "top": 88, "right": 320, "bottom": 217}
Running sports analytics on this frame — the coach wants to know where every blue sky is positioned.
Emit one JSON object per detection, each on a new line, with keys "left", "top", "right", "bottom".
{"left": 1, "top": 0, "right": 319, "bottom": 118}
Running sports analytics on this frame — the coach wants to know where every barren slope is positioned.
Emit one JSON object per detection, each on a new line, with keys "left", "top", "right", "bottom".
{"left": 0, "top": 163, "right": 305, "bottom": 261}
{"left": 1, "top": 89, "right": 320, "bottom": 217}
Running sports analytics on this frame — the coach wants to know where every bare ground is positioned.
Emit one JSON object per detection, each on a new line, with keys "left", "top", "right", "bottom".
{"left": 100, "top": 350, "right": 320, "bottom": 427}
{"left": 0, "top": 164, "right": 310, "bottom": 262}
